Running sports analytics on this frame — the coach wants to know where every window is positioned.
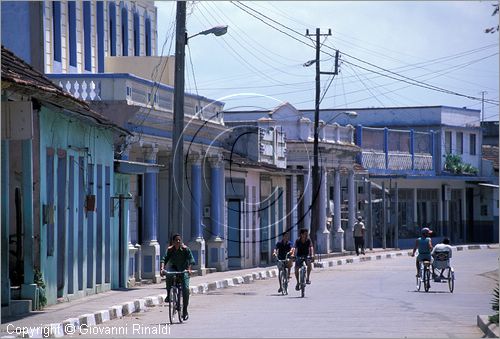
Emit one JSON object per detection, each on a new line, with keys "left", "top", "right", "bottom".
{"left": 52, "top": 1, "right": 61, "bottom": 62}
{"left": 121, "top": 7, "right": 128, "bottom": 56}
{"left": 83, "top": 1, "right": 91, "bottom": 71}
{"left": 481, "top": 205, "right": 488, "bottom": 216}
{"left": 133, "top": 12, "right": 140, "bottom": 56}
{"left": 456, "top": 132, "right": 463, "bottom": 154}
{"left": 108, "top": 2, "right": 116, "bottom": 56}
{"left": 469, "top": 133, "right": 476, "bottom": 155}
{"left": 145, "top": 17, "right": 152, "bottom": 56}
{"left": 445, "top": 131, "right": 452, "bottom": 154}
{"left": 96, "top": 1, "right": 104, "bottom": 72}
{"left": 68, "top": 1, "right": 77, "bottom": 67}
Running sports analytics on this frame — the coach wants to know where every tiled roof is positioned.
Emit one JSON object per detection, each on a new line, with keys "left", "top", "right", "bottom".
{"left": 1, "top": 46, "right": 130, "bottom": 135}
{"left": 482, "top": 145, "right": 499, "bottom": 171}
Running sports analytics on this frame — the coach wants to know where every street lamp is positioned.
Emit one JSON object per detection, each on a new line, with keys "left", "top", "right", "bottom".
{"left": 188, "top": 25, "right": 228, "bottom": 40}
{"left": 171, "top": 1, "right": 227, "bottom": 237}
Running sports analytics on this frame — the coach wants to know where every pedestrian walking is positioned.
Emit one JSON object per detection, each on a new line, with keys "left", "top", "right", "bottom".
{"left": 353, "top": 216, "right": 366, "bottom": 255}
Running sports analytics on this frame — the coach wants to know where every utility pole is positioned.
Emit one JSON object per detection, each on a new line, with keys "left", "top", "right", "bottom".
{"left": 171, "top": 1, "right": 187, "bottom": 237}
{"left": 306, "top": 28, "right": 338, "bottom": 252}
{"left": 480, "top": 91, "right": 487, "bottom": 122}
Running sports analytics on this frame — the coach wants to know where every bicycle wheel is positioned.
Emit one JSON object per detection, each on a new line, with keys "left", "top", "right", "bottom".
{"left": 278, "top": 268, "right": 284, "bottom": 295}
{"left": 424, "top": 267, "right": 431, "bottom": 292}
{"left": 448, "top": 268, "right": 454, "bottom": 293}
{"left": 168, "top": 288, "right": 176, "bottom": 324}
{"left": 177, "top": 286, "right": 183, "bottom": 323}
{"left": 283, "top": 267, "right": 288, "bottom": 295}
{"left": 300, "top": 267, "right": 306, "bottom": 298}
{"left": 416, "top": 274, "right": 422, "bottom": 291}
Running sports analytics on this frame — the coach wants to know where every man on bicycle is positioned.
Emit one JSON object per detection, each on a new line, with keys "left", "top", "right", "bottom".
{"left": 411, "top": 227, "right": 433, "bottom": 277}
{"left": 273, "top": 231, "right": 293, "bottom": 293}
{"left": 160, "top": 234, "right": 195, "bottom": 321}
{"left": 291, "top": 228, "right": 314, "bottom": 291}
{"left": 431, "top": 237, "right": 452, "bottom": 281}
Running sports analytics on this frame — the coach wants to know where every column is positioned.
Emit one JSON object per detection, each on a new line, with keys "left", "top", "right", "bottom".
{"left": 207, "top": 155, "right": 227, "bottom": 271}
{"left": 290, "top": 170, "right": 298, "bottom": 244}
{"left": 1, "top": 141, "right": 10, "bottom": 306}
{"left": 188, "top": 154, "right": 206, "bottom": 273}
{"left": 332, "top": 169, "right": 344, "bottom": 252}
{"left": 303, "top": 171, "right": 312, "bottom": 233}
{"left": 437, "top": 186, "right": 443, "bottom": 236}
{"left": 21, "top": 140, "right": 37, "bottom": 307}
{"left": 345, "top": 170, "right": 356, "bottom": 251}
{"left": 461, "top": 188, "right": 467, "bottom": 244}
{"left": 382, "top": 181, "right": 387, "bottom": 249}
{"left": 367, "top": 180, "right": 373, "bottom": 250}
{"left": 394, "top": 182, "right": 399, "bottom": 249}
{"left": 316, "top": 167, "right": 330, "bottom": 254}
{"left": 141, "top": 145, "right": 161, "bottom": 283}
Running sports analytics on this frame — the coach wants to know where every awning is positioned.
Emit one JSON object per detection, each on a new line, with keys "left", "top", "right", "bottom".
{"left": 114, "top": 159, "right": 164, "bottom": 174}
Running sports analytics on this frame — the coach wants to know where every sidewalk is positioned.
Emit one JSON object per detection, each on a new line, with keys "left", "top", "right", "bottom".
{"left": 0, "top": 244, "right": 494, "bottom": 338}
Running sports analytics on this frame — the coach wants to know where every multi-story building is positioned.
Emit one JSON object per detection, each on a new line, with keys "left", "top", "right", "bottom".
{"left": 301, "top": 106, "right": 499, "bottom": 247}
{"left": 225, "top": 102, "right": 361, "bottom": 255}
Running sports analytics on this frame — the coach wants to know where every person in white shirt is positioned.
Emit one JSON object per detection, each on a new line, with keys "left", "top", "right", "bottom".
{"left": 431, "top": 237, "right": 452, "bottom": 281}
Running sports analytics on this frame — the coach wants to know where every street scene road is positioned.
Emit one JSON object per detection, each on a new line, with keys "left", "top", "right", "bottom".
{"left": 68, "top": 248, "right": 498, "bottom": 338}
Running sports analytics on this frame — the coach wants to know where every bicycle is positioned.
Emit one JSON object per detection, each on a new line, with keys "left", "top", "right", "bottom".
{"left": 432, "top": 252, "right": 455, "bottom": 293}
{"left": 163, "top": 270, "right": 188, "bottom": 324}
{"left": 276, "top": 254, "right": 291, "bottom": 295}
{"left": 416, "top": 260, "right": 432, "bottom": 292}
{"left": 295, "top": 256, "right": 312, "bottom": 298}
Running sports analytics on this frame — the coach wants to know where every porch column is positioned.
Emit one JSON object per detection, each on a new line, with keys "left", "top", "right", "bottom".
{"left": 316, "top": 167, "right": 330, "bottom": 254}
{"left": 1, "top": 141, "right": 10, "bottom": 306}
{"left": 141, "top": 145, "right": 161, "bottom": 283}
{"left": 461, "top": 188, "right": 467, "bottom": 244}
{"left": 290, "top": 169, "right": 298, "bottom": 244}
{"left": 207, "top": 155, "right": 227, "bottom": 271}
{"left": 367, "top": 180, "right": 373, "bottom": 250}
{"left": 437, "top": 186, "right": 443, "bottom": 236}
{"left": 346, "top": 170, "right": 356, "bottom": 251}
{"left": 188, "top": 154, "right": 206, "bottom": 273}
{"left": 394, "top": 182, "right": 399, "bottom": 249}
{"left": 303, "top": 170, "right": 312, "bottom": 233}
{"left": 332, "top": 169, "right": 344, "bottom": 252}
{"left": 382, "top": 181, "right": 387, "bottom": 249}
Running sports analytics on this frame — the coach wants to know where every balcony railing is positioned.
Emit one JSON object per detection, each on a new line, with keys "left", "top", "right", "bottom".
{"left": 47, "top": 73, "right": 225, "bottom": 125}
{"left": 356, "top": 126, "right": 434, "bottom": 174}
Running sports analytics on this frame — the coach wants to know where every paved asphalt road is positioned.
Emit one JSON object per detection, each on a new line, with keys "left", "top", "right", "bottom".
{"left": 69, "top": 248, "right": 498, "bottom": 338}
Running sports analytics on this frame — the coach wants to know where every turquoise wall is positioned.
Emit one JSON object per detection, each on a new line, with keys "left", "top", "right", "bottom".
{"left": 38, "top": 106, "right": 116, "bottom": 305}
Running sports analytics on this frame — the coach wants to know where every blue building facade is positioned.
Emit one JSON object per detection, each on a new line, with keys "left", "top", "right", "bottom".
{"left": 1, "top": 46, "right": 128, "bottom": 313}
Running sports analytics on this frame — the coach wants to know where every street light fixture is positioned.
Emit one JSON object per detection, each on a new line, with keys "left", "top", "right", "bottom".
{"left": 171, "top": 0, "right": 227, "bottom": 237}
{"left": 188, "top": 25, "right": 228, "bottom": 41}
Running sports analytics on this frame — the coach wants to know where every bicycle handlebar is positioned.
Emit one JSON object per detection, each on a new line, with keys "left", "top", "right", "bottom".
{"left": 162, "top": 270, "right": 189, "bottom": 275}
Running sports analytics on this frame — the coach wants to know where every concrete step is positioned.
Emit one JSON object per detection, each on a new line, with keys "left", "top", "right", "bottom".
{"left": 1, "top": 299, "right": 32, "bottom": 318}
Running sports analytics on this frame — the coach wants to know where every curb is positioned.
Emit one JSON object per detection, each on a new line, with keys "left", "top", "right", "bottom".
{"left": 7, "top": 244, "right": 495, "bottom": 338}
{"left": 477, "top": 315, "right": 500, "bottom": 338}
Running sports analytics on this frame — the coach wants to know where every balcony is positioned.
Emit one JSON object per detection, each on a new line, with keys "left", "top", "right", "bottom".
{"left": 47, "top": 73, "right": 225, "bottom": 125}
{"left": 356, "top": 126, "right": 434, "bottom": 176}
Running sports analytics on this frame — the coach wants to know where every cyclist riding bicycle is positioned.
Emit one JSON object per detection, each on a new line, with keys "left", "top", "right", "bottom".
{"left": 273, "top": 232, "right": 293, "bottom": 293}
{"left": 411, "top": 227, "right": 433, "bottom": 278}
{"left": 291, "top": 228, "right": 314, "bottom": 291}
{"left": 160, "top": 233, "right": 195, "bottom": 321}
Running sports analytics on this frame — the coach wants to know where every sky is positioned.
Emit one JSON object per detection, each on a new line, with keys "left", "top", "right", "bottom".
{"left": 155, "top": 1, "right": 499, "bottom": 122}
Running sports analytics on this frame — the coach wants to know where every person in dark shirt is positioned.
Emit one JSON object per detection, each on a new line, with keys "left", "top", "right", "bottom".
{"left": 291, "top": 228, "right": 314, "bottom": 290}
{"left": 273, "top": 232, "right": 293, "bottom": 293}
{"left": 160, "top": 234, "right": 195, "bottom": 321}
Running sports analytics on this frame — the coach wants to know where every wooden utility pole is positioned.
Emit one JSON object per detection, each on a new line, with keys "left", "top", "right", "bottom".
{"left": 306, "top": 28, "right": 338, "bottom": 249}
